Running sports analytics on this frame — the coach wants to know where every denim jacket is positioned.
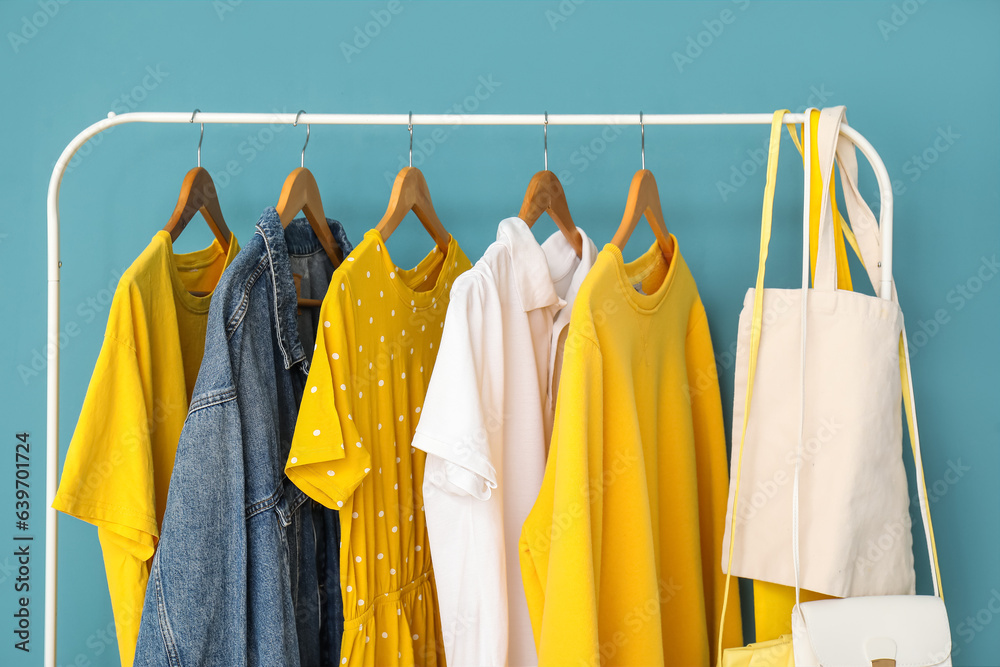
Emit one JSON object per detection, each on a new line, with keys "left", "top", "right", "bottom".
{"left": 134, "top": 209, "right": 352, "bottom": 667}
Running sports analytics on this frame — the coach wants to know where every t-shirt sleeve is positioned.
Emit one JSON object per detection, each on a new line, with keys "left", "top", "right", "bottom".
{"left": 686, "top": 301, "right": 743, "bottom": 657}
{"left": 412, "top": 274, "right": 498, "bottom": 499}
{"left": 286, "top": 278, "right": 367, "bottom": 509}
{"left": 519, "top": 330, "right": 603, "bottom": 665}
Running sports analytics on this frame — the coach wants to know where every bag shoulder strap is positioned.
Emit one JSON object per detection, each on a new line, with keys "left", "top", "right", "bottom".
{"left": 717, "top": 109, "right": 790, "bottom": 666}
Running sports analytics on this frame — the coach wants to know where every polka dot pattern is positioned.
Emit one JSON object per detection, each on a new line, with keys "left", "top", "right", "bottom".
{"left": 286, "top": 229, "right": 470, "bottom": 665}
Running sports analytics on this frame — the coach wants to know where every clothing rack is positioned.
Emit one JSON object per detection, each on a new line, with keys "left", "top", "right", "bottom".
{"left": 44, "top": 111, "right": 895, "bottom": 666}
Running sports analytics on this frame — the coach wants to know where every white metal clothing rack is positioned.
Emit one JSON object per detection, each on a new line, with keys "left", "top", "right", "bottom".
{"left": 44, "top": 111, "right": 895, "bottom": 666}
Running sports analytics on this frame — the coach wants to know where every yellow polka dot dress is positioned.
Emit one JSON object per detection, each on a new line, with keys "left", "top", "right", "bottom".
{"left": 288, "top": 229, "right": 471, "bottom": 666}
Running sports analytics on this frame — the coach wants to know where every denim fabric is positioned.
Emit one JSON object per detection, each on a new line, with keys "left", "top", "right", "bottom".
{"left": 134, "top": 208, "right": 351, "bottom": 667}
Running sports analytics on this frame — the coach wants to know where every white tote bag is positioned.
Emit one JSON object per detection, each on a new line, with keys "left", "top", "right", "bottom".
{"left": 789, "top": 108, "right": 951, "bottom": 666}
{"left": 720, "top": 107, "right": 915, "bottom": 598}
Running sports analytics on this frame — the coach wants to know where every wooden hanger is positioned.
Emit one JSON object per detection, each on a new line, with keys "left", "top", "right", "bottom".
{"left": 163, "top": 166, "right": 232, "bottom": 252}
{"left": 277, "top": 113, "right": 343, "bottom": 308}
{"left": 612, "top": 115, "right": 673, "bottom": 262}
{"left": 276, "top": 113, "right": 342, "bottom": 264}
{"left": 276, "top": 168, "right": 342, "bottom": 308}
{"left": 163, "top": 114, "right": 232, "bottom": 252}
{"left": 611, "top": 168, "right": 674, "bottom": 262}
{"left": 376, "top": 116, "right": 451, "bottom": 253}
{"left": 375, "top": 166, "right": 451, "bottom": 254}
{"left": 276, "top": 166, "right": 343, "bottom": 267}
{"left": 518, "top": 170, "right": 583, "bottom": 258}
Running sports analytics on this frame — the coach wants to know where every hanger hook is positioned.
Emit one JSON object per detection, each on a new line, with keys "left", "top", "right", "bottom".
{"left": 543, "top": 111, "right": 549, "bottom": 171}
{"left": 293, "top": 110, "right": 309, "bottom": 168}
{"left": 640, "top": 111, "right": 645, "bottom": 170}
{"left": 408, "top": 111, "right": 413, "bottom": 168}
{"left": 190, "top": 109, "right": 203, "bottom": 168}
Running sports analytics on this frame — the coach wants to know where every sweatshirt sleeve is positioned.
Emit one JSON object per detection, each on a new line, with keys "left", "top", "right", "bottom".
{"left": 519, "top": 331, "right": 604, "bottom": 666}
{"left": 686, "top": 301, "right": 743, "bottom": 660}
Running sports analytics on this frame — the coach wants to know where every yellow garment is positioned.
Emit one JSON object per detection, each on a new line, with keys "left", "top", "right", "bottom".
{"left": 53, "top": 230, "right": 239, "bottom": 667}
{"left": 287, "top": 229, "right": 471, "bottom": 666}
{"left": 519, "top": 239, "right": 743, "bottom": 667}
{"left": 753, "top": 581, "right": 832, "bottom": 640}
{"left": 721, "top": 634, "right": 794, "bottom": 667}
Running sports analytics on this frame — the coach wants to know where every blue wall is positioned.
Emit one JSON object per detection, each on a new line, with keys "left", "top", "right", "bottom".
{"left": 1, "top": 1, "right": 997, "bottom": 665}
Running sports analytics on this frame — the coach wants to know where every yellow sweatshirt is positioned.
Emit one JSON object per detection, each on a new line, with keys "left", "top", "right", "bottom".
{"left": 519, "top": 237, "right": 742, "bottom": 666}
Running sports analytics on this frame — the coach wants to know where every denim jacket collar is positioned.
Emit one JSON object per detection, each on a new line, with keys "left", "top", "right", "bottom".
{"left": 254, "top": 206, "right": 351, "bottom": 370}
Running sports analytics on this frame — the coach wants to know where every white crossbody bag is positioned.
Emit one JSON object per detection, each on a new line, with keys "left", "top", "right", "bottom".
{"left": 789, "top": 108, "right": 952, "bottom": 667}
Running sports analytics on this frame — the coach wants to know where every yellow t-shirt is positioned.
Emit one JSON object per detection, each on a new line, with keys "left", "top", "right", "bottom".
{"left": 53, "top": 230, "right": 239, "bottom": 667}
{"left": 287, "top": 229, "right": 471, "bottom": 666}
{"left": 519, "top": 238, "right": 743, "bottom": 666}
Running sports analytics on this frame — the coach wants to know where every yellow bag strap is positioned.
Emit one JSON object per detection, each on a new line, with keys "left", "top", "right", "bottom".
{"left": 901, "top": 335, "right": 946, "bottom": 596}
{"left": 717, "top": 109, "right": 789, "bottom": 666}
{"left": 830, "top": 173, "right": 855, "bottom": 291}
{"left": 787, "top": 119, "right": 855, "bottom": 291}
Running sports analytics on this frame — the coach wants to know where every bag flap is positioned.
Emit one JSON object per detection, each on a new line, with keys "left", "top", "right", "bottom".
{"left": 799, "top": 596, "right": 951, "bottom": 666}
